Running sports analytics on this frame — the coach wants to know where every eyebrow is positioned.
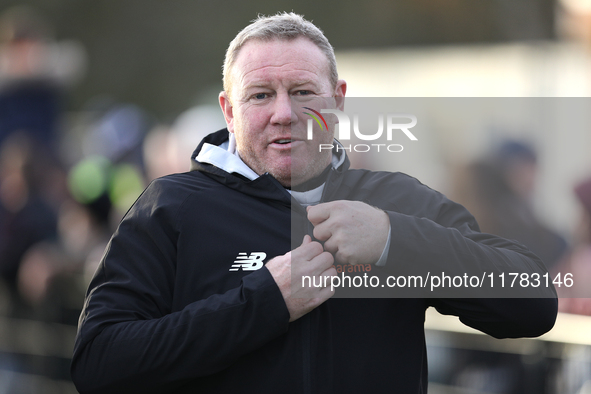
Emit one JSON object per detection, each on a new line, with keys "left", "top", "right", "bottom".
{"left": 243, "top": 82, "right": 273, "bottom": 89}
{"left": 291, "top": 80, "right": 318, "bottom": 87}
{"left": 237, "top": 78, "right": 322, "bottom": 101}
{"left": 243, "top": 80, "right": 318, "bottom": 90}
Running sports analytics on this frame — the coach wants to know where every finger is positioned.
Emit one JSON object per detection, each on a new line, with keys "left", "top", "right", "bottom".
{"left": 309, "top": 251, "right": 334, "bottom": 273}
{"left": 293, "top": 240, "right": 325, "bottom": 262}
{"left": 310, "top": 267, "right": 337, "bottom": 294}
{"left": 301, "top": 234, "right": 312, "bottom": 245}
{"left": 307, "top": 203, "right": 332, "bottom": 226}
{"left": 321, "top": 266, "right": 338, "bottom": 279}
{"left": 312, "top": 221, "right": 332, "bottom": 242}
{"left": 317, "top": 275, "right": 337, "bottom": 298}
{"left": 322, "top": 237, "right": 338, "bottom": 255}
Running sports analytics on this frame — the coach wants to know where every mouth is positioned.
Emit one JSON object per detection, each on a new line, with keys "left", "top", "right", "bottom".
{"left": 270, "top": 137, "right": 303, "bottom": 150}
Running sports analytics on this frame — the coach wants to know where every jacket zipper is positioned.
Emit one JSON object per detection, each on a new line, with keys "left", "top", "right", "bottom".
{"left": 300, "top": 168, "right": 338, "bottom": 394}
{"left": 280, "top": 169, "right": 340, "bottom": 394}
{"left": 303, "top": 316, "right": 312, "bottom": 394}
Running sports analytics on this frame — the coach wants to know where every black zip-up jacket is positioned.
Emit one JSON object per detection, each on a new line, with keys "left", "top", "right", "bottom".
{"left": 71, "top": 129, "right": 557, "bottom": 394}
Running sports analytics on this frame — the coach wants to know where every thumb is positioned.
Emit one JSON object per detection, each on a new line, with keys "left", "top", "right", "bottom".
{"left": 301, "top": 234, "right": 312, "bottom": 245}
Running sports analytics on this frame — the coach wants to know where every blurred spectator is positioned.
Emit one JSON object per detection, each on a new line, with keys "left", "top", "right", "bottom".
{"left": 461, "top": 140, "right": 567, "bottom": 271}
{"left": 0, "top": 132, "right": 60, "bottom": 306}
{"left": 446, "top": 140, "right": 567, "bottom": 393}
{"left": 553, "top": 176, "right": 591, "bottom": 315}
{"left": 143, "top": 105, "right": 226, "bottom": 181}
{"left": 0, "top": 6, "right": 86, "bottom": 154}
{"left": 0, "top": 8, "right": 88, "bottom": 389}
{"left": 82, "top": 103, "right": 147, "bottom": 164}
{"left": 67, "top": 101, "right": 151, "bottom": 227}
{"left": 557, "top": 0, "right": 591, "bottom": 44}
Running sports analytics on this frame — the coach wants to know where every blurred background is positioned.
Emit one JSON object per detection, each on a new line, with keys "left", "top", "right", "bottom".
{"left": 0, "top": 0, "right": 590, "bottom": 393}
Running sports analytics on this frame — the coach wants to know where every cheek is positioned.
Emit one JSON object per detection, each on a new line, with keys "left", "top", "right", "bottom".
{"left": 315, "top": 129, "right": 334, "bottom": 145}
{"left": 235, "top": 107, "right": 268, "bottom": 133}
{"left": 233, "top": 116, "right": 264, "bottom": 152}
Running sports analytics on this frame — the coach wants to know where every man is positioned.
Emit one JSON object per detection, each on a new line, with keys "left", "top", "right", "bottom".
{"left": 71, "top": 13, "right": 557, "bottom": 393}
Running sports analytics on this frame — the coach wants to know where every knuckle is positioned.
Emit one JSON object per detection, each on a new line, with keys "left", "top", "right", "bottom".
{"left": 322, "top": 251, "right": 335, "bottom": 265}
{"left": 323, "top": 242, "right": 336, "bottom": 254}
{"left": 312, "top": 227, "right": 323, "bottom": 240}
{"left": 309, "top": 241, "right": 324, "bottom": 255}
{"left": 337, "top": 250, "right": 357, "bottom": 265}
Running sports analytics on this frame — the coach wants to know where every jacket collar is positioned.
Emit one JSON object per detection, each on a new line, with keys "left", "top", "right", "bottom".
{"left": 194, "top": 133, "right": 260, "bottom": 181}
{"left": 190, "top": 128, "right": 351, "bottom": 205}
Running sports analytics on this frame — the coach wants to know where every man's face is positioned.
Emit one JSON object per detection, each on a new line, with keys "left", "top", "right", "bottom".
{"left": 219, "top": 37, "right": 346, "bottom": 187}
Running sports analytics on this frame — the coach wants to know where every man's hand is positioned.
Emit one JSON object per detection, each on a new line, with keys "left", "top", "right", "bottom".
{"left": 266, "top": 235, "right": 336, "bottom": 322}
{"left": 307, "top": 200, "right": 390, "bottom": 265}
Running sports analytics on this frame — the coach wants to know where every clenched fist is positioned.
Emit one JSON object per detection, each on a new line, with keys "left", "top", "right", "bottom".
{"left": 307, "top": 200, "right": 390, "bottom": 265}
{"left": 266, "top": 235, "right": 336, "bottom": 322}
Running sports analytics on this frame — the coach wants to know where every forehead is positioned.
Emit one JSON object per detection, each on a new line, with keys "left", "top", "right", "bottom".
{"left": 230, "top": 37, "right": 331, "bottom": 91}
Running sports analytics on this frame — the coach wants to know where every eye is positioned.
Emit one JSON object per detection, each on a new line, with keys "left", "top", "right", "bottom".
{"left": 253, "top": 93, "right": 269, "bottom": 100}
{"left": 296, "top": 90, "right": 312, "bottom": 96}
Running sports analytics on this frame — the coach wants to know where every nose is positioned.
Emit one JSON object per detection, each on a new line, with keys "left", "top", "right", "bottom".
{"left": 270, "top": 93, "right": 298, "bottom": 126}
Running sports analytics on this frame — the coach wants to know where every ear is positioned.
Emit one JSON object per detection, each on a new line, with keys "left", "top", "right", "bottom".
{"left": 219, "top": 91, "right": 235, "bottom": 133}
{"left": 334, "top": 79, "right": 347, "bottom": 111}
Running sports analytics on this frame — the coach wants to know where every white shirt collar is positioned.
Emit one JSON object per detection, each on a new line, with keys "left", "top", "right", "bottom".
{"left": 195, "top": 132, "right": 344, "bottom": 206}
{"left": 195, "top": 133, "right": 260, "bottom": 181}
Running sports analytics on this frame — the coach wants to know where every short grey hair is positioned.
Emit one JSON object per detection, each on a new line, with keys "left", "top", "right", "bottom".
{"left": 222, "top": 12, "right": 338, "bottom": 98}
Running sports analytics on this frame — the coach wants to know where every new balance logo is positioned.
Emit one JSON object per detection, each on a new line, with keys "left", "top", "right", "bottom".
{"left": 229, "top": 252, "right": 266, "bottom": 271}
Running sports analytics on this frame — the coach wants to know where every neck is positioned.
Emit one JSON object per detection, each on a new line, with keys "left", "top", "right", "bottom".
{"left": 291, "top": 164, "right": 331, "bottom": 192}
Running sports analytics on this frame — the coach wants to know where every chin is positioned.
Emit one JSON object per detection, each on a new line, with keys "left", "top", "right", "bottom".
{"left": 268, "top": 169, "right": 292, "bottom": 187}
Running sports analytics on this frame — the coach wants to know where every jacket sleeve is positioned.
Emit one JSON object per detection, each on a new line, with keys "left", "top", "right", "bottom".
{"left": 70, "top": 179, "right": 290, "bottom": 394}
{"left": 376, "top": 176, "right": 557, "bottom": 338}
